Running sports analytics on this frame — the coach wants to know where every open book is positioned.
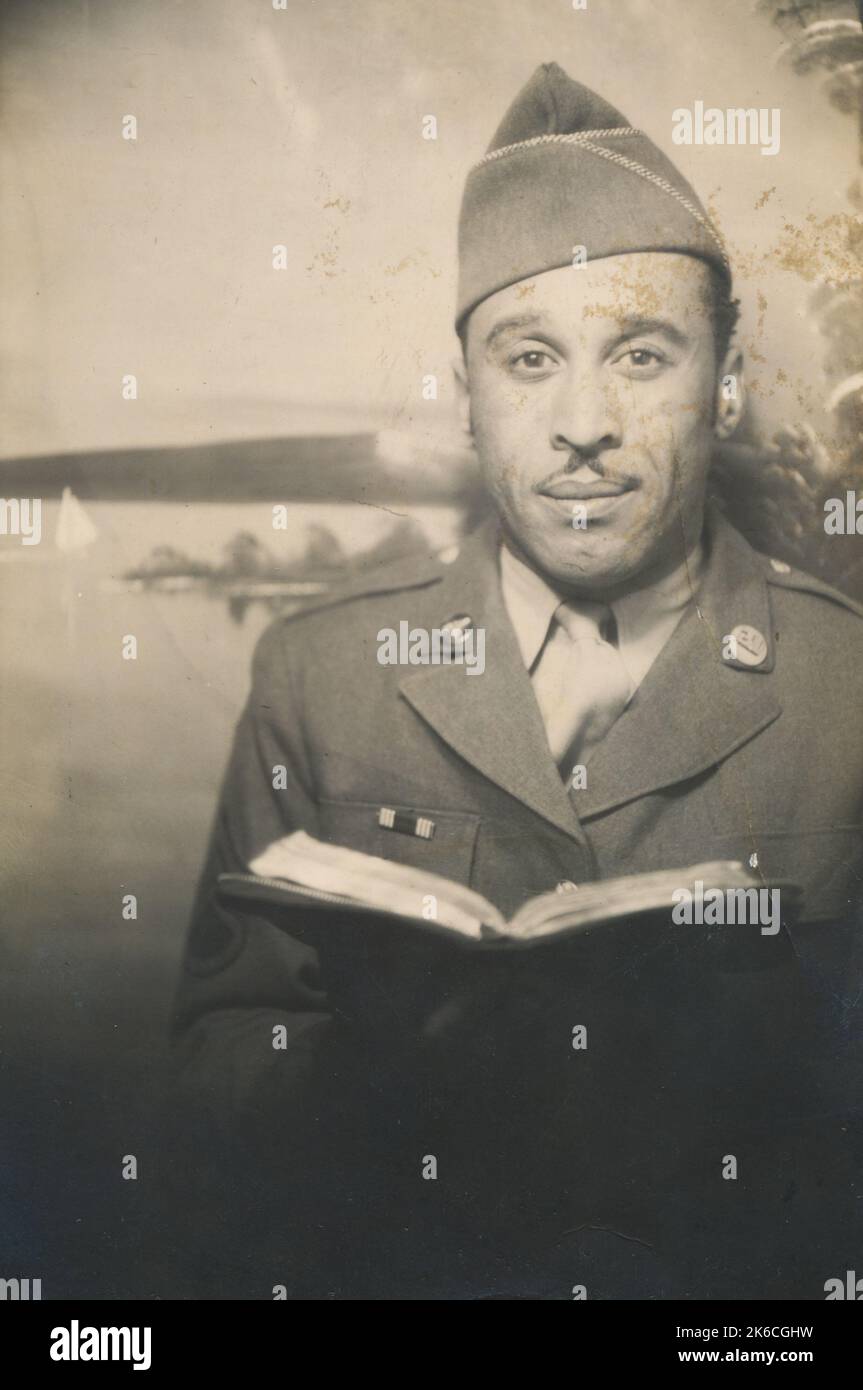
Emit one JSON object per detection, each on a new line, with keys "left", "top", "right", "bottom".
{"left": 217, "top": 830, "right": 799, "bottom": 949}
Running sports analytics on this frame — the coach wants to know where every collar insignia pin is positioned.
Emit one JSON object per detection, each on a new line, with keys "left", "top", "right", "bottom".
{"left": 730, "top": 624, "right": 768, "bottom": 667}
{"left": 441, "top": 613, "right": 473, "bottom": 646}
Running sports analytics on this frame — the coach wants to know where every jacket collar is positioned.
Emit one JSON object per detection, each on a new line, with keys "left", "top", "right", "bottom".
{"left": 399, "top": 506, "right": 781, "bottom": 836}
{"left": 399, "top": 516, "right": 585, "bottom": 840}
{"left": 574, "top": 505, "right": 780, "bottom": 820}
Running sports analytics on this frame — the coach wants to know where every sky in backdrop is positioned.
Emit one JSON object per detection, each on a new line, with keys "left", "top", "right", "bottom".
{"left": 1, "top": 0, "right": 859, "bottom": 458}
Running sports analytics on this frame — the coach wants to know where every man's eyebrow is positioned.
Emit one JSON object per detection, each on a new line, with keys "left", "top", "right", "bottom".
{"left": 483, "top": 312, "right": 692, "bottom": 351}
{"left": 607, "top": 316, "right": 690, "bottom": 348}
{"left": 484, "top": 315, "right": 548, "bottom": 349}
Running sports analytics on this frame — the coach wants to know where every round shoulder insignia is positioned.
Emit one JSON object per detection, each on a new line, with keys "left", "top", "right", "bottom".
{"left": 731, "top": 624, "right": 768, "bottom": 667}
{"left": 769, "top": 557, "right": 791, "bottom": 575}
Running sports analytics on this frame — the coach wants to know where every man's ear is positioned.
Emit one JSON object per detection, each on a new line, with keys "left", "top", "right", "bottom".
{"left": 715, "top": 348, "right": 745, "bottom": 439}
{"left": 452, "top": 350, "right": 472, "bottom": 439}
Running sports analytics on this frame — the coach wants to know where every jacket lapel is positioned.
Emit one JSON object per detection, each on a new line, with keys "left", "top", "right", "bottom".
{"left": 400, "top": 508, "right": 782, "bottom": 834}
{"left": 399, "top": 520, "right": 584, "bottom": 840}
{"left": 576, "top": 509, "right": 782, "bottom": 821}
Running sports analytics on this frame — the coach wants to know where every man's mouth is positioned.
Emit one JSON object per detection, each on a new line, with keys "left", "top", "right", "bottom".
{"left": 537, "top": 477, "right": 632, "bottom": 501}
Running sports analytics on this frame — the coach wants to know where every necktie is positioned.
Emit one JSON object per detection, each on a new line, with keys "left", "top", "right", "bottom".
{"left": 532, "top": 599, "right": 634, "bottom": 782}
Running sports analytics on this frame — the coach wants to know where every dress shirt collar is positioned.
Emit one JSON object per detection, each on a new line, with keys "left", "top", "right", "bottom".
{"left": 499, "top": 532, "right": 705, "bottom": 690}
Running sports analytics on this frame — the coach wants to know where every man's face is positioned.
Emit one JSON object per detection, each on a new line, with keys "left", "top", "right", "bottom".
{"left": 462, "top": 253, "right": 724, "bottom": 595}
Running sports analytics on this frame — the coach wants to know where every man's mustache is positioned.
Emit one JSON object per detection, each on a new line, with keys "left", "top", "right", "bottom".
{"left": 536, "top": 455, "right": 640, "bottom": 494}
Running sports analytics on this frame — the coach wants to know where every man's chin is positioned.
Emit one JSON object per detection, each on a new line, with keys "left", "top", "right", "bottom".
{"left": 543, "top": 556, "right": 640, "bottom": 596}
{"left": 506, "top": 521, "right": 645, "bottom": 594}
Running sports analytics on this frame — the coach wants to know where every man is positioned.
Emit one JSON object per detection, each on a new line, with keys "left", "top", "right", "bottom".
{"left": 172, "top": 65, "right": 863, "bottom": 1299}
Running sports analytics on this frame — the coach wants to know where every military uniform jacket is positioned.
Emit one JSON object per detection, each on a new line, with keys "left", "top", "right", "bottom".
{"left": 171, "top": 506, "right": 863, "bottom": 1297}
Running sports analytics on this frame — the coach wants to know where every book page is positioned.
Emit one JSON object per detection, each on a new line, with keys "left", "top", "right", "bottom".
{"left": 507, "top": 861, "right": 755, "bottom": 939}
{"left": 250, "top": 831, "right": 507, "bottom": 937}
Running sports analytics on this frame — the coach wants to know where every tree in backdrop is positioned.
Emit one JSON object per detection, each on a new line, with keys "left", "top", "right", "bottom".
{"left": 731, "top": 0, "right": 863, "bottom": 594}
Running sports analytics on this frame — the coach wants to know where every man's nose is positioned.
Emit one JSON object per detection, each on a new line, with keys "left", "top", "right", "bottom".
{"left": 549, "top": 367, "right": 621, "bottom": 457}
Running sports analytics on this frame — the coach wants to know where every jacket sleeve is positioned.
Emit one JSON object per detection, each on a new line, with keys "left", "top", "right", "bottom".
{"left": 170, "top": 615, "right": 358, "bottom": 1151}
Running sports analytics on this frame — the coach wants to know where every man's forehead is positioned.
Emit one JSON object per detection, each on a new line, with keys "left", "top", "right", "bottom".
{"left": 471, "top": 254, "right": 713, "bottom": 343}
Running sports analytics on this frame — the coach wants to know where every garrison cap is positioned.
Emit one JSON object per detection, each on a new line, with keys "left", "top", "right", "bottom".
{"left": 456, "top": 62, "right": 730, "bottom": 332}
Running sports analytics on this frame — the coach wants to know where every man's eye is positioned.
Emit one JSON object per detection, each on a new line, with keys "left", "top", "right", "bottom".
{"left": 615, "top": 347, "right": 667, "bottom": 373}
{"left": 509, "top": 350, "right": 556, "bottom": 374}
